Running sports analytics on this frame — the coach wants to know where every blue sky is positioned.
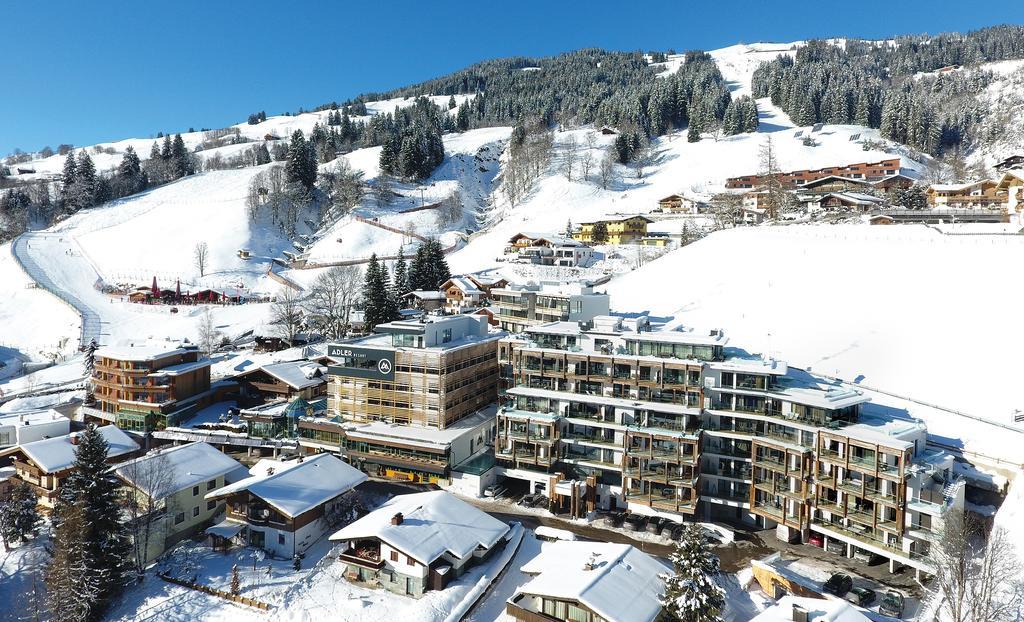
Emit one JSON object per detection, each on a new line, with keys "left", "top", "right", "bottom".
{"left": 2, "top": 1, "right": 1022, "bottom": 156}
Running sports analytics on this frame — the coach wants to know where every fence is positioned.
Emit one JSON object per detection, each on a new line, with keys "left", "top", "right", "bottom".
{"left": 158, "top": 573, "right": 271, "bottom": 611}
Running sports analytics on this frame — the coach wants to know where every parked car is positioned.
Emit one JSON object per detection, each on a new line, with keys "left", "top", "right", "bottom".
{"left": 531, "top": 494, "right": 549, "bottom": 508}
{"left": 825, "top": 539, "right": 847, "bottom": 555}
{"left": 807, "top": 533, "right": 824, "bottom": 548}
{"left": 623, "top": 514, "right": 647, "bottom": 532}
{"left": 852, "top": 548, "right": 882, "bottom": 565}
{"left": 647, "top": 517, "right": 668, "bottom": 534}
{"left": 845, "top": 587, "right": 876, "bottom": 607}
{"left": 879, "top": 591, "right": 905, "bottom": 618}
{"left": 823, "top": 573, "right": 853, "bottom": 596}
{"left": 606, "top": 512, "right": 625, "bottom": 528}
{"left": 518, "top": 493, "right": 541, "bottom": 507}
{"left": 483, "top": 484, "right": 504, "bottom": 498}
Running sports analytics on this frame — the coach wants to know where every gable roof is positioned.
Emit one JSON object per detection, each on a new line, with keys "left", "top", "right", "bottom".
{"left": 581, "top": 215, "right": 655, "bottom": 225}
{"left": 329, "top": 490, "right": 509, "bottom": 565}
{"left": 115, "top": 442, "right": 244, "bottom": 496}
{"left": 206, "top": 453, "right": 366, "bottom": 518}
{"left": 801, "top": 175, "right": 873, "bottom": 189}
{"left": 240, "top": 360, "right": 326, "bottom": 390}
{"left": 442, "top": 276, "right": 483, "bottom": 296}
{"left": 18, "top": 425, "right": 139, "bottom": 474}
{"left": 515, "top": 541, "right": 668, "bottom": 622}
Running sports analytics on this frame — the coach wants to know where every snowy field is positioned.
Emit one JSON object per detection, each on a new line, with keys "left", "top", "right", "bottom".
{"left": 606, "top": 224, "right": 1024, "bottom": 423}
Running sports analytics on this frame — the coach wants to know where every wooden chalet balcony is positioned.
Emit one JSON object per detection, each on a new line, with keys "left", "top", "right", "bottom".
{"left": 340, "top": 547, "right": 385, "bottom": 570}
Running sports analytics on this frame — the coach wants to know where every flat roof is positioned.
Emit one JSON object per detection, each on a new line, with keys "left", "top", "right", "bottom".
{"left": 344, "top": 406, "right": 497, "bottom": 449}
{"left": 95, "top": 344, "right": 191, "bottom": 361}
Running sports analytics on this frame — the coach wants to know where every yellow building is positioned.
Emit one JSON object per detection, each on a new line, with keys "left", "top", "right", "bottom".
{"left": 572, "top": 215, "right": 653, "bottom": 245}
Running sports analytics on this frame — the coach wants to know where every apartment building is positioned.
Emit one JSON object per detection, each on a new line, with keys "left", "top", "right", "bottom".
{"left": 322, "top": 314, "right": 500, "bottom": 482}
{"left": 572, "top": 215, "right": 653, "bottom": 245}
{"left": 494, "top": 315, "right": 955, "bottom": 576}
{"left": 490, "top": 281, "right": 610, "bottom": 333}
{"left": 89, "top": 343, "right": 213, "bottom": 431}
{"left": 925, "top": 179, "right": 1004, "bottom": 209}
{"left": 725, "top": 158, "right": 902, "bottom": 189}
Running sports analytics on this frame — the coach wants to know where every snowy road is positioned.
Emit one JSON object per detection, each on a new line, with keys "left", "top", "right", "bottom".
{"left": 12, "top": 232, "right": 102, "bottom": 348}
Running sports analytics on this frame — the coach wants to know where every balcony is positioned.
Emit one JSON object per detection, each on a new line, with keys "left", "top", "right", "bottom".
{"left": 753, "top": 503, "right": 785, "bottom": 520}
{"left": 753, "top": 453, "right": 787, "bottom": 470}
{"left": 340, "top": 547, "right": 385, "bottom": 570}
{"left": 562, "top": 431, "right": 619, "bottom": 448}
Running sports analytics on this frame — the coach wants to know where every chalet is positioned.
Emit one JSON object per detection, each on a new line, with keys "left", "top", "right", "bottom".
{"left": 442, "top": 276, "right": 486, "bottom": 312}
{"left": 869, "top": 214, "right": 895, "bottom": 225}
{"left": 809, "top": 192, "right": 886, "bottom": 212}
{"left": 205, "top": 453, "right": 367, "bottom": 557}
{"left": 656, "top": 193, "right": 707, "bottom": 214}
{"left": 465, "top": 274, "right": 508, "bottom": 295}
{"left": 329, "top": 490, "right": 510, "bottom": 597}
{"left": 798, "top": 175, "right": 874, "bottom": 193}
{"left": 402, "top": 290, "right": 446, "bottom": 312}
{"left": 114, "top": 442, "right": 246, "bottom": 565}
{"left": 925, "top": 179, "right": 1005, "bottom": 210}
{"left": 741, "top": 206, "right": 767, "bottom": 225}
{"left": 504, "top": 232, "right": 593, "bottom": 267}
{"left": 236, "top": 360, "right": 327, "bottom": 403}
{"left": 0, "top": 466, "right": 14, "bottom": 497}
{"left": 88, "top": 343, "right": 213, "bottom": 432}
{"left": 872, "top": 173, "right": 916, "bottom": 191}
{"left": 572, "top": 215, "right": 653, "bottom": 245}
{"left": 0, "top": 425, "right": 139, "bottom": 507}
{"left": 995, "top": 170, "right": 1024, "bottom": 213}
{"left": 994, "top": 154, "right": 1024, "bottom": 172}
{"left": 505, "top": 542, "right": 668, "bottom": 622}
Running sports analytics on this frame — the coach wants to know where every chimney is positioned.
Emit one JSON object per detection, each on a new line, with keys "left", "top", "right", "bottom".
{"left": 391, "top": 512, "right": 404, "bottom": 526}
{"left": 792, "top": 605, "right": 808, "bottom": 622}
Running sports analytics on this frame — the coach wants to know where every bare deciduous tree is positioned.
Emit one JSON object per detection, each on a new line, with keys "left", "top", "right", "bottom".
{"left": 580, "top": 152, "right": 594, "bottom": 182}
{"left": 119, "top": 450, "right": 174, "bottom": 575}
{"left": 303, "top": 266, "right": 361, "bottom": 340}
{"left": 193, "top": 241, "right": 209, "bottom": 277}
{"left": 197, "top": 307, "right": 221, "bottom": 355}
{"left": 929, "top": 509, "right": 1024, "bottom": 622}
{"left": 270, "top": 287, "right": 304, "bottom": 345}
{"left": 562, "top": 135, "right": 579, "bottom": 181}
{"left": 598, "top": 147, "right": 617, "bottom": 190}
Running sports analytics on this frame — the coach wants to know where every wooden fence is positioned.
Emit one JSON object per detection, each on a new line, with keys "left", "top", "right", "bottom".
{"left": 158, "top": 573, "right": 271, "bottom": 611}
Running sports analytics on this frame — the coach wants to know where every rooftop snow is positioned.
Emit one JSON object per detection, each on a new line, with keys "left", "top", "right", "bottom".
{"left": 16, "top": 425, "right": 138, "bottom": 473}
{"left": 148, "top": 359, "right": 211, "bottom": 377}
{"left": 114, "top": 442, "right": 243, "bottom": 496}
{"left": 343, "top": 406, "right": 496, "bottom": 449}
{"left": 329, "top": 490, "right": 509, "bottom": 566}
{"left": 248, "top": 360, "right": 326, "bottom": 390}
{"left": 95, "top": 344, "right": 190, "bottom": 361}
{"left": 751, "top": 595, "right": 871, "bottom": 622}
{"left": 515, "top": 541, "right": 668, "bottom": 622}
{"left": 0, "top": 409, "right": 67, "bottom": 428}
{"left": 206, "top": 453, "right": 366, "bottom": 518}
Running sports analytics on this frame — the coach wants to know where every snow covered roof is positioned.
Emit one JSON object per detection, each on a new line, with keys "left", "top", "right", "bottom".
{"left": 443, "top": 276, "right": 484, "bottom": 295}
{"left": 0, "top": 409, "right": 68, "bottom": 429}
{"left": 205, "top": 453, "right": 366, "bottom": 518}
{"left": 822, "top": 192, "right": 885, "bottom": 205}
{"left": 405, "top": 290, "right": 447, "bottom": 300}
{"left": 114, "top": 442, "right": 244, "bottom": 496}
{"left": 928, "top": 180, "right": 993, "bottom": 192}
{"left": 94, "top": 344, "right": 190, "bottom": 362}
{"left": 750, "top": 595, "right": 871, "bottom": 622}
{"left": 18, "top": 425, "right": 139, "bottom": 474}
{"left": 148, "top": 359, "right": 211, "bottom": 377}
{"left": 509, "top": 232, "right": 583, "bottom": 247}
{"left": 252, "top": 360, "right": 327, "bottom": 390}
{"left": 344, "top": 406, "right": 496, "bottom": 450}
{"left": 515, "top": 541, "right": 668, "bottom": 622}
{"left": 329, "top": 490, "right": 509, "bottom": 565}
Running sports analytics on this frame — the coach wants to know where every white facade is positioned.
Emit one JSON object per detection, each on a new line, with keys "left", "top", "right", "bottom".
{"left": 0, "top": 410, "right": 70, "bottom": 448}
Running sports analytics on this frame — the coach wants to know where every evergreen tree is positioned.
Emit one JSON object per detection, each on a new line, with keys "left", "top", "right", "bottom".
{"left": 60, "top": 153, "right": 78, "bottom": 210}
{"left": 230, "top": 565, "right": 241, "bottom": 596}
{"left": 170, "top": 134, "right": 193, "bottom": 179}
{"left": 0, "top": 481, "right": 42, "bottom": 551}
{"left": 161, "top": 135, "right": 173, "bottom": 160}
{"left": 254, "top": 142, "right": 272, "bottom": 165}
{"left": 686, "top": 122, "right": 701, "bottom": 143}
{"left": 362, "top": 254, "right": 393, "bottom": 330}
{"left": 591, "top": 222, "right": 609, "bottom": 244}
{"left": 285, "top": 130, "right": 317, "bottom": 189}
{"left": 84, "top": 339, "right": 98, "bottom": 404}
{"left": 47, "top": 502, "right": 100, "bottom": 622}
{"left": 75, "top": 151, "right": 97, "bottom": 210}
{"left": 660, "top": 524, "right": 726, "bottom": 622}
{"left": 392, "top": 247, "right": 408, "bottom": 298}
{"left": 48, "top": 425, "right": 132, "bottom": 621}
{"left": 149, "top": 141, "right": 161, "bottom": 162}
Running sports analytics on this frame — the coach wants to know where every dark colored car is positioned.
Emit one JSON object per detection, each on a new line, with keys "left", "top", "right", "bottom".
{"left": 623, "top": 514, "right": 647, "bottom": 532}
{"left": 518, "top": 493, "right": 541, "bottom": 507}
{"left": 604, "top": 512, "right": 626, "bottom": 528}
{"left": 845, "top": 587, "right": 876, "bottom": 607}
{"left": 823, "top": 572, "right": 853, "bottom": 596}
{"left": 647, "top": 517, "right": 669, "bottom": 534}
{"left": 879, "top": 591, "right": 905, "bottom": 618}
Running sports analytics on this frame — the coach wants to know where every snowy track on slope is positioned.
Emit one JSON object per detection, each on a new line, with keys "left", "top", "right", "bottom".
{"left": 12, "top": 233, "right": 102, "bottom": 348}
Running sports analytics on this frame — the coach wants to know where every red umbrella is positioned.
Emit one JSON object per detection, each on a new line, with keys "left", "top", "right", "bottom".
{"left": 151, "top": 276, "right": 161, "bottom": 300}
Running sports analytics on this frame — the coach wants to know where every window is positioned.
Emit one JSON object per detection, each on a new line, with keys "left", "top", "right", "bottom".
{"left": 391, "top": 551, "right": 399, "bottom": 562}
{"left": 207, "top": 500, "right": 216, "bottom": 511}
{"left": 278, "top": 533, "right": 286, "bottom": 545}
{"left": 567, "top": 604, "right": 590, "bottom": 622}
{"left": 192, "top": 485, "right": 200, "bottom": 496}
{"left": 406, "top": 555, "right": 415, "bottom": 566}
{"left": 174, "top": 512, "right": 185, "bottom": 525}
{"left": 207, "top": 479, "right": 217, "bottom": 491}
{"left": 192, "top": 506, "right": 200, "bottom": 518}
{"left": 442, "top": 328, "right": 452, "bottom": 343}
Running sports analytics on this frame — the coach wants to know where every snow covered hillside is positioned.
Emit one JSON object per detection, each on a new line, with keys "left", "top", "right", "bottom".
{"left": 607, "top": 224, "right": 1024, "bottom": 421}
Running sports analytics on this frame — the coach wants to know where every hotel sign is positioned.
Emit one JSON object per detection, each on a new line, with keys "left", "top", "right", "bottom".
{"left": 327, "top": 345, "right": 395, "bottom": 380}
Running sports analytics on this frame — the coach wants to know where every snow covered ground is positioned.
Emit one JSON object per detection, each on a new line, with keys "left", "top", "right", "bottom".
{"left": 106, "top": 522, "right": 524, "bottom": 622}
